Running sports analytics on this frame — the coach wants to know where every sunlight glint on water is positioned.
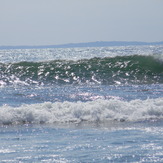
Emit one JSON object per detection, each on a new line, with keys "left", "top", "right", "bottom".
{"left": 0, "top": 45, "right": 163, "bottom": 162}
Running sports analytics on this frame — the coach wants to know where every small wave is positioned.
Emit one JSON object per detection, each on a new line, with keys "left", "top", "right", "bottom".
{"left": 0, "top": 55, "right": 163, "bottom": 86}
{"left": 0, "top": 98, "right": 163, "bottom": 125}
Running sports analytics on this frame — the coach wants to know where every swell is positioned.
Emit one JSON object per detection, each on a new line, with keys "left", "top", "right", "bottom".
{"left": 0, "top": 55, "right": 163, "bottom": 85}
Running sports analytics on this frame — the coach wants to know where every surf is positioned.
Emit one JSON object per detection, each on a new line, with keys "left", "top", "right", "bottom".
{"left": 0, "top": 55, "right": 163, "bottom": 86}
{"left": 0, "top": 98, "right": 163, "bottom": 125}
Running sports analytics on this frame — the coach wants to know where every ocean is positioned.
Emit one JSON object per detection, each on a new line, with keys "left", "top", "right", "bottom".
{"left": 0, "top": 45, "right": 163, "bottom": 162}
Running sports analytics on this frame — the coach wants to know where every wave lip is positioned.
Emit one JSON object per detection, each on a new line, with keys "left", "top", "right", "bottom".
{"left": 0, "top": 98, "right": 163, "bottom": 125}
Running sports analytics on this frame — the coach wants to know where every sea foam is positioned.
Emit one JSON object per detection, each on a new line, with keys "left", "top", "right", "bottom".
{"left": 0, "top": 98, "right": 163, "bottom": 125}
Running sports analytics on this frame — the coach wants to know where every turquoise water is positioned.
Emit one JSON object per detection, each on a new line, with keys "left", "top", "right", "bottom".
{"left": 0, "top": 45, "right": 163, "bottom": 162}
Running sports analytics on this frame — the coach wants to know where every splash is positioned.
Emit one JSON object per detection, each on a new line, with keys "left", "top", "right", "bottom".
{"left": 0, "top": 98, "right": 163, "bottom": 125}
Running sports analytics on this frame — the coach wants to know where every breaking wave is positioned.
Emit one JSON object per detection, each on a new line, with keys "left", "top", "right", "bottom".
{"left": 0, "top": 98, "right": 163, "bottom": 125}
{"left": 0, "top": 55, "right": 163, "bottom": 86}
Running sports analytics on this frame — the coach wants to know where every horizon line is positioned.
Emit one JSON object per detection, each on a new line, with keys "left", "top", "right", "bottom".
{"left": 0, "top": 41, "right": 163, "bottom": 49}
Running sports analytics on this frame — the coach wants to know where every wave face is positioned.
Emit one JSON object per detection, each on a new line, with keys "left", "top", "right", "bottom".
{"left": 0, "top": 98, "right": 163, "bottom": 125}
{"left": 0, "top": 55, "right": 163, "bottom": 85}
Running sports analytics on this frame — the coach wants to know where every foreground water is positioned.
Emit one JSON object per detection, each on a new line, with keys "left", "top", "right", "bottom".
{"left": 0, "top": 122, "right": 163, "bottom": 163}
{"left": 0, "top": 45, "right": 163, "bottom": 162}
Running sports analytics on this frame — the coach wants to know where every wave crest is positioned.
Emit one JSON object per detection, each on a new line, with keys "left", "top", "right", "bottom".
{"left": 0, "top": 98, "right": 163, "bottom": 125}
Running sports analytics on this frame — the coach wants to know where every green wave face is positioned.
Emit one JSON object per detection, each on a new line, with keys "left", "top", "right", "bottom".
{"left": 0, "top": 55, "right": 163, "bottom": 85}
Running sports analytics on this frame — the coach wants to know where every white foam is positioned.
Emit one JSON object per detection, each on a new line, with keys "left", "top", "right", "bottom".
{"left": 0, "top": 98, "right": 163, "bottom": 125}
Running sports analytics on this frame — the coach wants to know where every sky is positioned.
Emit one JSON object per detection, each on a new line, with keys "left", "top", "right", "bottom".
{"left": 0, "top": 0, "right": 163, "bottom": 46}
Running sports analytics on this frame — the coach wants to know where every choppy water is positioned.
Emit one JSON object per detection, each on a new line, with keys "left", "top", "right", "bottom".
{"left": 0, "top": 45, "right": 163, "bottom": 162}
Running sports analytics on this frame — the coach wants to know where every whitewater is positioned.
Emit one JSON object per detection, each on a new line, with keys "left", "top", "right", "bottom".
{"left": 0, "top": 45, "right": 163, "bottom": 162}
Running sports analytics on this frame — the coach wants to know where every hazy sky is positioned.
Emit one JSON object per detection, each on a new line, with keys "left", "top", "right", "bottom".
{"left": 0, "top": 0, "right": 163, "bottom": 46}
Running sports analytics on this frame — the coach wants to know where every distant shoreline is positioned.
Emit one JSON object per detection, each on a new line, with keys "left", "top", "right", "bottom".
{"left": 0, "top": 41, "right": 163, "bottom": 50}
